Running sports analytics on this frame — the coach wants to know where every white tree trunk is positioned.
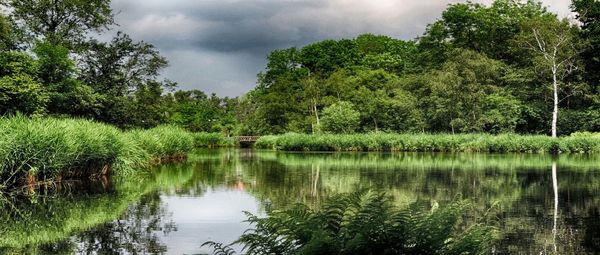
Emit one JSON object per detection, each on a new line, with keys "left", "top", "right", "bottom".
{"left": 552, "top": 162, "right": 559, "bottom": 253}
{"left": 314, "top": 103, "right": 320, "bottom": 125}
{"left": 552, "top": 67, "right": 559, "bottom": 138}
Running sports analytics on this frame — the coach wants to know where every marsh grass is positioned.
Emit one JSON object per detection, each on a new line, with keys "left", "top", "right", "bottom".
{"left": 194, "top": 132, "right": 236, "bottom": 148}
{"left": 255, "top": 133, "right": 600, "bottom": 153}
{"left": 0, "top": 116, "right": 209, "bottom": 191}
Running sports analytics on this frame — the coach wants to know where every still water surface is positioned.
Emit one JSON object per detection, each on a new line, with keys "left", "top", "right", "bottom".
{"left": 1, "top": 149, "right": 600, "bottom": 254}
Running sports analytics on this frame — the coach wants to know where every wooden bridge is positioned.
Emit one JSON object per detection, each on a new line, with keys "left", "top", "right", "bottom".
{"left": 233, "top": 136, "right": 261, "bottom": 142}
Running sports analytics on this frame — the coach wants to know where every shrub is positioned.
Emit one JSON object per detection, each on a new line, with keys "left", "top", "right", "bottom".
{"left": 321, "top": 101, "right": 360, "bottom": 134}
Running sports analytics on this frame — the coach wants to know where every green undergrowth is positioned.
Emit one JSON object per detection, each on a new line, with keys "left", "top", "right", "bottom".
{"left": 0, "top": 116, "right": 227, "bottom": 191}
{"left": 206, "top": 190, "right": 497, "bottom": 255}
{"left": 255, "top": 133, "right": 600, "bottom": 153}
{"left": 194, "top": 132, "right": 236, "bottom": 147}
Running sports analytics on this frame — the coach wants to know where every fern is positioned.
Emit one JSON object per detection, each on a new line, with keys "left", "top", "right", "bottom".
{"left": 206, "top": 190, "right": 497, "bottom": 255}
{"left": 201, "top": 241, "right": 236, "bottom": 255}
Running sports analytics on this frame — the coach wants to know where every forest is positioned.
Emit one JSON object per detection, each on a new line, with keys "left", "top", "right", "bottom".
{"left": 0, "top": 0, "right": 599, "bottom": 137}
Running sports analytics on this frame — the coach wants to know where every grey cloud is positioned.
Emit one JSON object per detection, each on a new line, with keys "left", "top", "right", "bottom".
{"left": 109, "top": 0, "right": 573, "bottom": 97}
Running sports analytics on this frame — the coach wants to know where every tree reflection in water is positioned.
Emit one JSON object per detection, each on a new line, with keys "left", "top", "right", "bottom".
{"left": 74, "top": 192, "right": 175, "bottom": 254}
{"left": 3, "top": 149, "right": 600, "bottom": 254}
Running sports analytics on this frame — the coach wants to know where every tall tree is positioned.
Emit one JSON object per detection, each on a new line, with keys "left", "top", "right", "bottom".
{"left": 0, "top": 51, "right": 48, "bottom": 115}
{"left": 34, "top": 40, "right": 102, "bottom": 117}
{"left": 2, "top": 0, "right": 114, "bottom": 46}
{"left": 0, "top": 14, "right": 15, "bottom": 50}
{"left": 572, "top": 0, "right": 600, "bottom": 87}
{"left": 515, "top": 17, "right": 583, "bottom": 137}
{"left": 79, "top": 32, "right": 172, "bottom": 127}
{"left": 418, "top": 0, "right": 549, "bottom": 65}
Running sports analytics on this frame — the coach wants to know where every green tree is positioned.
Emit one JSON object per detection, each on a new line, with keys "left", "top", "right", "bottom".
{"left": 300, "top": 39, "right": 359, "bottom": 76}
{"left": 3, "top": 0, "right": 114, "bottom": 46}
{"left": 33, "top": 40, "right": 102, "bottom": 117}
{"left": 0, "top": 51, "right": 48, "bottom": 115}
{"left": 0, "top": 14, "right": 15, "bottom": 50}
{"left": 514, "top": 16, "right": 584, "bottom": 137}
{"left": 572, "top": 0, "right": 600, "bottom": 87}
{"left": 419, "top": 0, "right": 549, "bottom": 64}
{"left": 79, "top": 32, "right": 172, "bottom": 127}
{"left": 320, "top": 101, "right": 360, "bottom": 134}
{"left": 480, "top": 93, "right": 523, "bottom": 133}
{"left": 419, "top": 50, "right": 508, "bottom": 133}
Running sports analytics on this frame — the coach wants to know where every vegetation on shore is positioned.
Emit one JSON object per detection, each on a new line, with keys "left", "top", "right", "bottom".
{"left": 0, "top": 116, "right": 229, "bottom": 191}
{"left": 205, "top": 190, "right": 497, "bottom": 255}
{"left": 255, "top": 133, "right": 600, "bottom": 153}
{"left": 3, "top": 0, "right": 600, "bottom": 139}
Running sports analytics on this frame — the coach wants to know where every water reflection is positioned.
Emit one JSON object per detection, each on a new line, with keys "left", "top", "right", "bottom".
{"left": 1, "top": 149, "right": 600, "bottom": 254}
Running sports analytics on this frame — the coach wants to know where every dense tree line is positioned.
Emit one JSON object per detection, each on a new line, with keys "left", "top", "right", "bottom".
{"left": 240, "top": 0, "right": 600, "bottom": 136}
{"left": 0, "top": 0, "right": 237, "bottom": 132}
{"left": 1, "top": 0, "right": 600, "bottom": 137}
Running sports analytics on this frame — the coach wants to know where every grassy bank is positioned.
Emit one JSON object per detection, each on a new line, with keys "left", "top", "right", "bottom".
{"left": 194, "top": 132, "right": 236, "bottom": 147}
{"left": 255, "top": 133, "right": 600, "bottom": 153}
{"left": 0, "top": 116, "right": 226, "bottom": 191}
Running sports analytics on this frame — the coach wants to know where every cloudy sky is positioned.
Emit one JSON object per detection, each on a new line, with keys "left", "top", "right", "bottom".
{"left": 110, "top": 0, "right": 573, "bottom": 97}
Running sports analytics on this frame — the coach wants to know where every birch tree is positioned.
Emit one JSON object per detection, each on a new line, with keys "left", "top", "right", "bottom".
{"left": 516, "top": 17, "right": 583, "bottom": 137}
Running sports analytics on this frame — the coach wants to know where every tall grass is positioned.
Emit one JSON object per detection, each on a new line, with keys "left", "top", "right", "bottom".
{"left": 0, "top": 116, "right": 205, "bottom": 190}
{"left": 255, "top": 133, "right": 600, "bottom": 153}
{"left": 194, "top": 132, "right": 236, "bottom": 148}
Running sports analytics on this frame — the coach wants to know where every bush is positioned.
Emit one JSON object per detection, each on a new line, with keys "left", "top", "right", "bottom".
{"left": 321, "top": 101, "right": 360, "bottom": 134}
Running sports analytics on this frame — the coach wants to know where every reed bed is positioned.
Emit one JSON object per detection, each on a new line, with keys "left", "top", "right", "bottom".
{"left": 255, "top": 133, "right": 600, "bottom": 153}
{"left": 0, "top": 116, "right": 212, "bottom": 190}
{"left": 193, "top": 132, "right": 236, "bottom": 148}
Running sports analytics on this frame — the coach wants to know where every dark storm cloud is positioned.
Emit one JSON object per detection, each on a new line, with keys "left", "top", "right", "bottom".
{"left": 109, "top": 0, "right": 572, "bottom": 97}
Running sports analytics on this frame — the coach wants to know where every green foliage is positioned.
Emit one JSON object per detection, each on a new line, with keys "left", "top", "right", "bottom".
{"left": 3, "top": 0, "right": 114, "bottom": 46}
{"left": 320, "top": 101, "right": 360, "bottom": 134}
{"left": 1, "top": 0, "right": 599, "bottom": 138}
{"left": 0, "top": 51, "right": 48, "bottom": 115}
{"left": 166, "top": 90, "right": 239, "bottom": 134}
{"left": 0, "top": 14, "right": 15, "bottom": 50}
{"left": 573, "top": 0, "right": 600, "bottom": 86}
{"left": 206, "top": 191, "right": 496, "bottom": 255}
{"left": 480, "top": 93, "right": 523, "bottom": 133}
{"left": 243, "top": 0, "right": 595, "bottom": 137}
{"left": 0, "top": 116, "right": 222, "bottom": 191}
{"left": 0, "top": 73, "right": 48, "bottom": 115}
{"left": 194, "top": 133, "right": 236, "bottom": 148}
{"left": 255, "top": 132, "right": 600, "bottom": 153}
{"left": 34, "top": 40, "right": 103, "bottom": 117}
{"left": 419, "top": 0, "right": 549, "bottom": 64}
{"left": 0, "top": 164, "right": 195, "bottom": 252}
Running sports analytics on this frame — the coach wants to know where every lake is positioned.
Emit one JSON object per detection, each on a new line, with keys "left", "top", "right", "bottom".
{"left": 1, "top": 149, "right": 600, "bottom": 254}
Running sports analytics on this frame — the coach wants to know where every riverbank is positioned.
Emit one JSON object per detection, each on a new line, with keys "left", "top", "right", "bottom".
{"left": 0, "top": 116, "right": 230, "bottom": 191}
{"left": 255, "top": 133, "right": 600, "bottom": 153}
